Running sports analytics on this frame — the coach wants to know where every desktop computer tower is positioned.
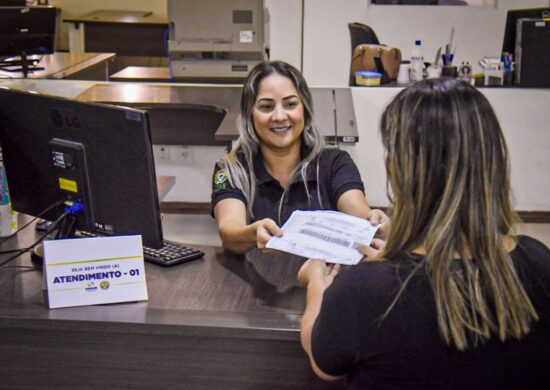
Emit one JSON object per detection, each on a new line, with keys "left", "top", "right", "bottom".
{"left": 514, "top": 18, "right": 550, "bottom": 87}
{"left": 0, "top": 0, "right": 27, "bottom": 6}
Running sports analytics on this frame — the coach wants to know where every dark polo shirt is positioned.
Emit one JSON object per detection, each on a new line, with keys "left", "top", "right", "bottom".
{"left": 211, "top": 147, "right": 365, "bottom": 225}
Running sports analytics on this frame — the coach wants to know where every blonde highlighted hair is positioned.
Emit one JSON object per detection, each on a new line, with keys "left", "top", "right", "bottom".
{"left": 380, "top": 78, "right": 537, "bottom": 350}
{"left": 217, "top": 61, "right": 325, "bottom": 223}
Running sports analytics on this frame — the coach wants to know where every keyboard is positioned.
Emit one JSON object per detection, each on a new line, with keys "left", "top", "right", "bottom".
{"left": 142, "top": 239, "right": 204, "bottom": 267}
{"left": 75, "top": 230, "right": 204, "bottom": 267}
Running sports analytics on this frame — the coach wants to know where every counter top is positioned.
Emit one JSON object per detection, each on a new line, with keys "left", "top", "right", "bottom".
{"left": 0, "top": 215, "right": 344, "bottom": 388}
{"left": 0, "top": 215, "right": 306, "bottom": 338}
{"left": 63, "top": 10, "right": 168, "bottom": 25}
{"left": 75, "top": 83, "right": 359, "bottom": 143}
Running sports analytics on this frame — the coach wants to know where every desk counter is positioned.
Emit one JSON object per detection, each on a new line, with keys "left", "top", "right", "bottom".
{"left": 0, "top": 52, "right": 115, "bottom": 81}
{"left": 63, "top": 10, "right": 168, "bottom": 26}
{"left": 64, "top": 10, "right": 168, "bottom": 58}
{"left": 75, "top": 82, "right": 359, "bottom": 144}
{"left": 0, "top": 215, "right": 343, "bottom": 389}
{"left": 110, "top": 66, "right": 172, "bottom": 82}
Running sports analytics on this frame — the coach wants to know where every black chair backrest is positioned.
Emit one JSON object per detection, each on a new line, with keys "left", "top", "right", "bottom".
{"left": 348, "top": 23, "right": 380, "bottom": 85}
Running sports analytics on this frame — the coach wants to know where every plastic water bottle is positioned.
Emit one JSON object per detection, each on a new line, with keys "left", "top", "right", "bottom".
{"left": 410, "top": 40, "right": 424, "bottom": 82}
{"left": 0, "top": 150, "right": 17, "bottom": 237}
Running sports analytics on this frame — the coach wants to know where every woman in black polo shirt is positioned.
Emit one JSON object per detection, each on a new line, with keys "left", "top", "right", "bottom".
{"left": 298, "top": 78, "right": 550, "bottom": 388}
{"left": 211, "top": 61, "right": 388, "bottom": 253}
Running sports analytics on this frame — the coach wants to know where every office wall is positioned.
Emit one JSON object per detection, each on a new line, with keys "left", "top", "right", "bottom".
{"left": 302, "top": 0, "right": 549, "bottom": 85}
{"left": 348, "top": 87, "right": 550, "bottom": 211}
{"left": 264, "top": 0, "right": 303, "bottom": 70}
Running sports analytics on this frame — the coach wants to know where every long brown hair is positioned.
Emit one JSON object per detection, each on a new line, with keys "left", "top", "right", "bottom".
{"left": 380, "top": 78, "right": 537, "bottom": 350}
{"left": 218, "top": 61, "right": 325, "bottom": 222}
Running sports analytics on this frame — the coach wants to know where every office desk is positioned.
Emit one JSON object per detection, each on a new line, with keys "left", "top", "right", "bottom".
{"left": 77, "top": 83, "right": 239, "bottom": 147}
{"left": 0, "top": 52, "right": 115, "bottom": 80}
{"left": 64, "top": 10, "right": 168, "bottom": 57}
{"left": 110, "top": 65, "right": 249, "bottom": 84}
{"left": 0, "top": 215, "right": 344, "bottom": 389}
{"left": 156, "top": 175, "right": 175, "bottom": 202}
{"left": 110, "top": 66, "right": 171, "bottom": 82}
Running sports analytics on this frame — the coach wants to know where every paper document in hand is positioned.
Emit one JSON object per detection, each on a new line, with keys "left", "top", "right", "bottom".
{"left": 266, "top": 210, "right": 379, "bottom": 265}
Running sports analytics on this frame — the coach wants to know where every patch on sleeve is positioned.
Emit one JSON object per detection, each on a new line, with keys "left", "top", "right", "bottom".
{"left": 213, "top": 168, "right": 229, "bottom": 191}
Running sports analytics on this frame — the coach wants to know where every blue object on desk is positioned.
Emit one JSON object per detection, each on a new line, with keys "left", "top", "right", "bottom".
{"left": 355, "top": 71, "right": 383, "bottom": 86}
{"left": 502, "top": 52, "right": 512, "bottom": 72}
{"left": 442, "top": 53, "right": 455, "bottom": 67}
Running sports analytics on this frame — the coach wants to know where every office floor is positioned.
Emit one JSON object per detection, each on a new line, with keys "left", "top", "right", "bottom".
{"left": 162, "top": 213, "right": 550, "bottom": 249}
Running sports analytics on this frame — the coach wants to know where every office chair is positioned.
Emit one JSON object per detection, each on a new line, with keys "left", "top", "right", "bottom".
{"left": 348, "top": 22, "right": 380, "bottom": 86}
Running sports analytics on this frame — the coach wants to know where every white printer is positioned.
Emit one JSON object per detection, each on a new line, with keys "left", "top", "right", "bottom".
{"left": 167, "top": 0, "right": 267, "bottom": 82}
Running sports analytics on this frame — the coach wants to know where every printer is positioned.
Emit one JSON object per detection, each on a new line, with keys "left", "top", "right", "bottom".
{"left": 167, "top": 0, "right": 267, "bottom": 82}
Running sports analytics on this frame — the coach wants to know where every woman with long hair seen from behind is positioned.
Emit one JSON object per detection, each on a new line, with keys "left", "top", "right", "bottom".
{"left": 298, "top": 78, "right": 550, "bottom": 388}
{"left": 211, "top": 61, "right": 388, "bottom": 253}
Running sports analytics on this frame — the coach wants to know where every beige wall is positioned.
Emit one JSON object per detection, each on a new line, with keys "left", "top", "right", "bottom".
{"left": 348, "top": 87, "right": 550, "bottom": 210}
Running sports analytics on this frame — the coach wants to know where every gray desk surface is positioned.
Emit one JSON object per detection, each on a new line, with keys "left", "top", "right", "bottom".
{"left": 0, "top": 213, "right": 305, "bottom": 331}
{"left": 0, "top": 215, "right": 344, "bottom": 388}
{"left": 0, "top": 52, "right": 115, "bottom": 80}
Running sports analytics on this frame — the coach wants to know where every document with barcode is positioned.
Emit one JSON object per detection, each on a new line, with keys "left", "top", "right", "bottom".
{"left": 266, "top": 210, "right": 380, "bottom": 265}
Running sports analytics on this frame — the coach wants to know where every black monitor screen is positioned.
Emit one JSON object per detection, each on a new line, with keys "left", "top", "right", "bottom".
{"left": 0, "top": 87, "right": 164, "bottom": 249}
{"left": 502, "top": 7, "right": 550, "bottom": 58}
{"left": 0, "top": 0, "right": 26, "bottom": 6}
{"left": 0, "top": 6, "right": 57, "bottom": 59}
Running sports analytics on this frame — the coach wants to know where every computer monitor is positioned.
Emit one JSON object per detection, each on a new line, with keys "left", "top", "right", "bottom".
{"left": 0, "top": 87, "right": 164, "bottom": 249}
{"left": 0, "top": 6, "right": 57, "bottom": 74}
{"left": 501, "top": 7, "right": 550, "bottom": 58}
{"left": 0, "top": 0, "right": 26, "bottom": 6}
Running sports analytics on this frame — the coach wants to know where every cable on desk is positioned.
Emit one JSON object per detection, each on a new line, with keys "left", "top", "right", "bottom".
{"left": 0, "top": 200, "right": 64, "bottom": 248}
{"left": 0, "top": 210, "right": 68, "bottom": 268}
{"left": 0, "top": 265, "right": 38, "bottom": 272}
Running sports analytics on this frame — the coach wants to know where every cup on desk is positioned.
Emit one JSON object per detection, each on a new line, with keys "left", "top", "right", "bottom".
{"left": 442, "top": 65, "right": 458, "bottom": 77}
{"left": 397, "top": 64, "right": 410, "bottom": 85}
{"left": 426, "top": 65, "right": 442, "bottom": 79}
{"left": 0, "top": 204, "right": 17, "bottom": 237}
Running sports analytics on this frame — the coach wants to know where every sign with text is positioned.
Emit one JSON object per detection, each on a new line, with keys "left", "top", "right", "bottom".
{"left": 44, "top": 235, "right": 148, "bottom": 309}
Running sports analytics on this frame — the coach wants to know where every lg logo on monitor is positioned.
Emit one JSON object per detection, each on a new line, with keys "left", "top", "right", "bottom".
{"left": 50, "top": 110, "right": 80, "bottom": 128}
